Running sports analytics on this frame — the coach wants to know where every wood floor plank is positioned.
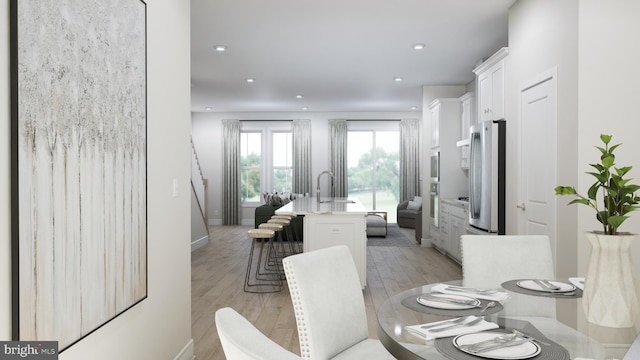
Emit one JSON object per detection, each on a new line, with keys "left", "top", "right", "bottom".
{"left": 192, "top": 225, "right": 461, "bottom": 360}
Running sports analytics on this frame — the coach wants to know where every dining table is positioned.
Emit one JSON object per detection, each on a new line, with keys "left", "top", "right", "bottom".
{"left": 376, "top": 281, "right": 639, "bottom": 360}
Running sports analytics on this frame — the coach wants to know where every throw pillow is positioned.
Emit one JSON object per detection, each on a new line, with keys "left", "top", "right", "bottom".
{"left": 406, "top": 200, "right": 421, "bottom": 211}
{"left": 413, "top": 196, "right": 423, "bottom": 206}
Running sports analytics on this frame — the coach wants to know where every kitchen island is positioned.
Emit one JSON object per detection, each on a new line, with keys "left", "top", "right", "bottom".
{"left": 276, "top": 197, "right": 368, "bottom": 288}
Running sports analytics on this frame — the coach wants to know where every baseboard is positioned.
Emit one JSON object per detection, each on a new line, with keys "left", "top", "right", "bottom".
{"left": 173, "top": 339, "right": 195, "bottom": 360}
{"left": 191, "top": 236, "right": 209, "bottom": 252}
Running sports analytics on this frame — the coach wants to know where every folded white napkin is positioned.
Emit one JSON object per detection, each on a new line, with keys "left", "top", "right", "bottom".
{"left": 405, "top": 316, "right": 499, "bottom": 341}
{"left": 568, "top": 277, "right": 585, "bottom": 290}
{"left": 431, "top": 284, "right": 511, "bottom": 303}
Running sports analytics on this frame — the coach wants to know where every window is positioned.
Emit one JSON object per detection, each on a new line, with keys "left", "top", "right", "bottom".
{"left": 347, "top": 123, "right": 400, "bottom": 222}
{"left": 241, "top": 123, "right": 292, "bottom": 203}
{"left": 272, "top": 132, "right": 292, "bottom": 193}
{"left": 240, "top": 132, "right": 262, "bottom": 202}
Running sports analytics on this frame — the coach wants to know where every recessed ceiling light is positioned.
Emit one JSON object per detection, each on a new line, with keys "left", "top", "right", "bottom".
{"left": 411, "top": 106, "right": 418, "bottom": 110}
{"left": 412, "top": 43, "right": 426, "bottom": 50}
{"left": 214, "top": 45, "right": 227, "bottom": 52}
{"left": 394, "top": 77, "right": 403, "bottom": 82}
{"left": 296, "top": 95, "right": 303, "bottom": 99}
{"left": 205, "top": 106, "right": 213, "bottom": 111}
{"left": 302, "top": 107, "right": 309, "bottom": 110}
{"left": 246, "top": 78, "right": 255, "bottom": 83}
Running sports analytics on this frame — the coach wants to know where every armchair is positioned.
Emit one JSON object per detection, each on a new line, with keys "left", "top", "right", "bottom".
{"left": 396, "top": 197, "right": 422, "bottom": 228}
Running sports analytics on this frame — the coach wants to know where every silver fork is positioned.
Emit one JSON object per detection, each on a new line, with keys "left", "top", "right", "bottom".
{"left": 470, "top": 338, "right": 531, "bottom": 353}
{"left": 429, "top": 317, "right": 484, "bottom": 332}
{"left": 460, "top": 331, "right": 518, "bottom": 351}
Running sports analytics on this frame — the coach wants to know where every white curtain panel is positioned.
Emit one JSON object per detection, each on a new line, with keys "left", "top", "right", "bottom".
{"left": 400, "top": 118, "right": 422, "bottom": 201}
{"left": 292, "top": 119, "right": 312, "bottom": 195}
{"left": 329, "top": 119, "right": 348, "bottom": 197}
{"left": 222, "top": 119, "right": 241, "bottom": 224}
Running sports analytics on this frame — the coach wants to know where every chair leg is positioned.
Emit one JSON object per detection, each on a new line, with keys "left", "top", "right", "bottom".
{"left": 244, "top": 237, "right": 282, "bottom": 293}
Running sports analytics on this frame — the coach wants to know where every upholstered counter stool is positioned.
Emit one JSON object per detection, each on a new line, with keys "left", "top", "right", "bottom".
{"left": 244, "top": 228, "right": 281, "bottom": 293}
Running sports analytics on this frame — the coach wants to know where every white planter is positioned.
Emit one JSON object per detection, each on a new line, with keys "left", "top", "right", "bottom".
{"left": 582, "top": 232, "right": 640, "bottom": 327}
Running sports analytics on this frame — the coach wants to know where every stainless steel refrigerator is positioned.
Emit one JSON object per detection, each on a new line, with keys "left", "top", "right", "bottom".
{"left": 468, "top": 120, "right": 505, "bottom": 234}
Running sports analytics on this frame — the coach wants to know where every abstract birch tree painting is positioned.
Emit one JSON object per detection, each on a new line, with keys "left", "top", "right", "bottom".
{"left": 12, "top": 0, "right": 147, "bottom": 350}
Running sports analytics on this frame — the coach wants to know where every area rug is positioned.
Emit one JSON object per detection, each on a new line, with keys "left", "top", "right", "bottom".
{"left": 367, "top": 224, "right": 418, "bottom": 247}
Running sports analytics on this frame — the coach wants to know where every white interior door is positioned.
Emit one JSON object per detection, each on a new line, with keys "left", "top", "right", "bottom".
{"left": 519, "top": 69, "right": 557, "bottom": 257}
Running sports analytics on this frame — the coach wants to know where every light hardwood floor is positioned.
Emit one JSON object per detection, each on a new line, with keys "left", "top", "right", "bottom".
{"left": 191, "top": 225, "right": 462, "bottom": 360}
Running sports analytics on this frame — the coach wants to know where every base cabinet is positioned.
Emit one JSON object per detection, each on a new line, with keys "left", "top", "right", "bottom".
{"left": 303, "top": 214, "right": 367, "bottom": 288}
{"left": 435, "top": 201, "right": 468, "bottom": 263}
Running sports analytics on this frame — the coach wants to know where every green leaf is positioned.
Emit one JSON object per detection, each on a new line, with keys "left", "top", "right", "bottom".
{"left": 609, "top": 143, "right": 621, "bottom": 153}
{"left": 607, "top": 215, "right": 629, "bottom": 230}
{"left": 587, "top": 182, "right": 600, "bottom": 200}
{"left": 568, "top": 198, "right": 591, "bottom": 206}
{"left": 600, "top": 134, "right": 612, "bottom": 144}
{"left": 602, "top": 155, "right": 615, "bottom": 168}
{"left": 554, "top": 186, "right": 576, "bottom": 195}
{"left": 616, "top": 166, "right": 632, "bottom": 177}
{"left": 587, "top": 172, "right": 608, "bottom": 184}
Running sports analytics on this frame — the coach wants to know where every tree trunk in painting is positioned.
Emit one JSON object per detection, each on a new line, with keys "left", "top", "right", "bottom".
{"left": 16, "top": 0, "right": 147, "bottom": 350}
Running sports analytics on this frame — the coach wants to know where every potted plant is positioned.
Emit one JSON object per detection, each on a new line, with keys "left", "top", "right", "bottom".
{"left": 556, "top": 134, "right": 640, "bottom": 327}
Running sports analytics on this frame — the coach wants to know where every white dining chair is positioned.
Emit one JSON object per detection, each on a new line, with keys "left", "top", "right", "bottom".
{"left": 215, "top": 307, "right": 301, "bottom": 360}
{"left": 461, "top": 234, "right": 556, "bottom": 317}
{"left": 282, "top": 245, "right": 395, "bottom": 360}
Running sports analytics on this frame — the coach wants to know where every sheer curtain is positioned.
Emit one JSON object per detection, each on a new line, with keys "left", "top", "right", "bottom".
{"left": 399, "top": 118, "right": 421, "bottom": 201}
{"left": 329, "top": 119, "right": 348, "bottom": 197}
{"left": 292, "top": 119, "right": 311, "bottom": 195}
{"left": 222, "top": 119, "right": 240, "bottom": 224}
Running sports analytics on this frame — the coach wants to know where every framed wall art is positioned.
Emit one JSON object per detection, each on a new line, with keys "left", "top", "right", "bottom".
{"left": 10, "top": 0, "right": 147, "bottom": 351}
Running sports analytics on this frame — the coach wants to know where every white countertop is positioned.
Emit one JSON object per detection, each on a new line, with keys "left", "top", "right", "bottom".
{"left": 441, "top": 198, "right": 469, "bottom": 208}
{"left": 276, "top": 197, "right": 368, "bottom": 216}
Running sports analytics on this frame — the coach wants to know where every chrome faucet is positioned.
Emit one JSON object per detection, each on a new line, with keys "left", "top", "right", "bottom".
{"left": 316, "top": 171, "right": 335, "bottom": 202}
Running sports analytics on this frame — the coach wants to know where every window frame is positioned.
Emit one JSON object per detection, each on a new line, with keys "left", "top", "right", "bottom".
{"left": 240, "top": 121, "right": 292, "bottom": 206}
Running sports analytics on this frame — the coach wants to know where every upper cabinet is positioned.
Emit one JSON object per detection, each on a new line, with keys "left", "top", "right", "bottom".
{"left": 458, "top": 92, "right": 474, "bottom": 169}
{"left": 473, "top": 47, "right": 509, "bottom": 122}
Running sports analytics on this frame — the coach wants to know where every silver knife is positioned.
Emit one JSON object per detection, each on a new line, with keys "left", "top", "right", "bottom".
{"left": 446, "top": 285, "right": 496, "bottom": 295}
{"left": 540, "top": 279, "right": 561, "bottom": 290}
{"left": 470, "top": 338, "right": 530, "bottom": 353}
{"left": 419, "top": 295, "right": 478, "bottom": 306}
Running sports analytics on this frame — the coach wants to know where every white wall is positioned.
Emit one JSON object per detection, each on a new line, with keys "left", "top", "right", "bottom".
{"left": 191, "top": 111, "right": 419, "bottom": 225}
{"left": 1, "top": 0, "right": 194, "bottom": 359}
{"left": 577, "top": 0, "right": 640, "bottom": 279}
{"left": 507, "top": 0, "right": 580, "bottom": 279}
{"left": 507, "top": 0, "right": 640, "bottom": 327}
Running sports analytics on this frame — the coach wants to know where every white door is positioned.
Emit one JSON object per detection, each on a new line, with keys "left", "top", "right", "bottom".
{"left": 518, "top": 69, "right": 557, "bottom": 257}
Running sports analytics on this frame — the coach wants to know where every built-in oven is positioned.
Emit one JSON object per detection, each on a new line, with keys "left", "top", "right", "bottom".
{"left": 429, "top": 182, "right": 439, "bottom": 227}
{"left": 429, "top": 150, "right": 439, "bottom": 227}
{"left": 430, "top": 151, "right": 439, "bottom": 181}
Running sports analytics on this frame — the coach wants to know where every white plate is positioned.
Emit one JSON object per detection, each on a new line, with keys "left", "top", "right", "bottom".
{"left": 417, "top": 293, "right": 481, "bottom": 310}
{"left": 453, "top": 331, "right": 541, "bottom": 359}
{"left": 517, "top": 279, "right": 576, "bottom": 293}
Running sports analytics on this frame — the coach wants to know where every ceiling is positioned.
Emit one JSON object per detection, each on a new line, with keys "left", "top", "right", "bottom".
{"left": 190, "top": 0, "right": 516, "bottom": 113}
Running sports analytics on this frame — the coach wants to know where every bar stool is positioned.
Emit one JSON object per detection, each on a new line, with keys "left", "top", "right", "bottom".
{"left": 271, "top": 215, "right": 302, "bottom": 254}
{"left": 268, "top": 217, "right": 296, "bottom": 256}
{"left": 258, "top": 222, "right": 285, "bottom": 276}
{"left": 244, "top": 229, "right": 281, "bottom": 293}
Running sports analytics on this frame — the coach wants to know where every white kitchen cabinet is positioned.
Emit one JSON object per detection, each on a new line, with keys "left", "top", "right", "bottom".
{"left": 458, "top": 92, "right": 474, "bottom": 169}
{"left": 438, "top": 200, "right": 467, "bottom": 263}
{"left": 429, "top": 99, "right": 468, "bottom": 250}
{"left": 430, "top": 103, "right": 440, "bottom": 148}
{"left": 435, "top": 202, "right": 449, "bottom": 252}
{"left": 474, "top": 47, "right": 508, "bottom": 122}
